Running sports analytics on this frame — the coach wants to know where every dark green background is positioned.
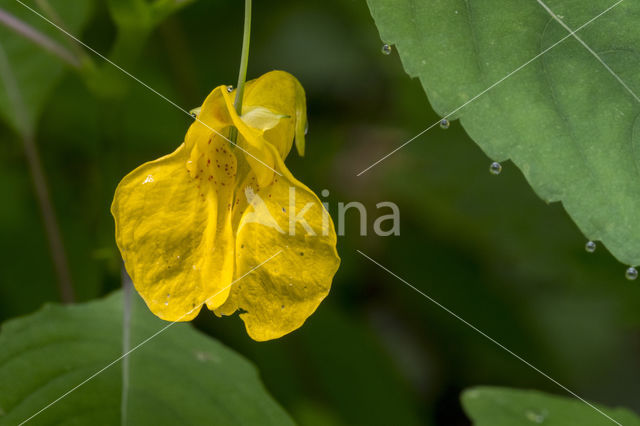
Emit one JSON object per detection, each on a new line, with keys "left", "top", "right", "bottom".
{"left": 1, "top": 1, "right": 639, "bottom": 424}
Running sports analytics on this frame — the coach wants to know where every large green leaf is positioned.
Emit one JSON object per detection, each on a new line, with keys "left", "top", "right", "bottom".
{"left": 0, "top": 0, "right": 93, "bottom": 135}
{"left": 366, "top": 0, "right": 640, "bottom": 266}
{"left": 0, "top": 291, "right": 294, "bottom": 425}
{"left": 462, "top": 387, "right": 640, "bottom": 425}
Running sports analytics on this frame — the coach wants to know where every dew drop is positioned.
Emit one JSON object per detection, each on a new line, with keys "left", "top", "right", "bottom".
{"left": 304, "top": 121, "right": 309, "bottom": 135}
{"left": 626, "top": 267, "right": 638, "bottom": 281}
{"left": 585, "top": 241, "right": 596, "bottom": 253}
{"left": 489, "top": 161, "right": 502, "bottom": 175}
{"left": 439, "top": 118, "right": 450, "bottom": 129}
{"left": 226, "top": 85, "right": 233, "bottom": 93}
{"left": 525, "top": 409, "right": 547, "bottom": 424}
{"left": 381, "top": 44, "right": 392, "bottom": 55}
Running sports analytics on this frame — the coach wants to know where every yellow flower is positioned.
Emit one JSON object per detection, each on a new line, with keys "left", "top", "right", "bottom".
{"left": 111, "top": 71, "right": 340, "bottom": 341}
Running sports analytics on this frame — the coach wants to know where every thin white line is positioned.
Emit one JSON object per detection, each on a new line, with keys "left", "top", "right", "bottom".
{"left": 356, "top": 249, "right": 623, "bottom": 426}
{"left": 18, "top": 250, "right": 283, "bottom": 425}
{"left": 356, "top": 0, "right": 624, "bottom": 176}
{"left": 14, "top": 0, "right": 282, "bottom": 177}
{"left": 120, "top": 267, "right": 132, "bottom": 426}
{"left": 536, "top": 0, "right": 640, "bottom": 104}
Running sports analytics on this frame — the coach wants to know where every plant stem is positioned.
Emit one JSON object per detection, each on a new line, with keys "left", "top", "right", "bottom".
{"left": 22, "top": 133, "right": 76, "bottom": 303}
{"left": 0, "top": 42, "right": 75, "bottom": 303}
{"left": 121, "top": 265, "right": 132, "bottom": 426}
{"left": 0, "top": 7, "right": 80, "bottom": 68}
{"left": 234, "top": 0, "right": 251, "bottom": 115}
{"left": 34, "top": 0, "right": 90, "bottom": 64}
{"left": 228, "top": 0, "right": 251, "bottom": 144}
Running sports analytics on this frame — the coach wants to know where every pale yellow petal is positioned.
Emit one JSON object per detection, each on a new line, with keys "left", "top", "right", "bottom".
{"left": 241, "top": 106, "right": 288, "bottom": 131}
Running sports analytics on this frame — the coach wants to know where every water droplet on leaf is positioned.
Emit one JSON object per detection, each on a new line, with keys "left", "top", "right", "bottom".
{"left": 381, "top": 44, "right": 392, "bottom": 55}
{"left": 585, "top": 241, "right": 596, "bottom": 253}
{"left": 525, "top": 409, "right": 547, "bottom": 423}
{"left": 439, "top": 118, "right": 450, "bottom": 129}
{"left": 626, "top": 267, "right": 638, "bottom": 281}
{"left": 489, "top": 162, "right": 502, "bottom": 175}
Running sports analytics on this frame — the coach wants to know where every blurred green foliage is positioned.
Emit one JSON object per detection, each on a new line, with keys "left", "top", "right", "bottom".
{"left": 1, "top": 0, "right": 639, "bottom": 425}
{"left": 0, "top": 0, "right": 92, "bottom": 136}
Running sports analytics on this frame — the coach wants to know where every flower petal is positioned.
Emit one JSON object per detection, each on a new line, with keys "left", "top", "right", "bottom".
{"left": 242, "top": 70, "right": 307, "bottom": 158}
{"left": 241, "top": 106, "right": 288, "bottom": 131}
{"left": 111, "top": 142, "right": 235, "bottom": 321}
{"left": 221, "top": 89, "right": 277, "bottom": 189}
{"left": 215, "top": 143, "right": 340, "bottom": 341}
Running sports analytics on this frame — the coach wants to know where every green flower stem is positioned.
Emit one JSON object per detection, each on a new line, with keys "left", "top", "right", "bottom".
{"left": 229, "top": 0, "right": 251, "bottom": 144}
{"left": 234, "top": 0, "right": 251, "bottom": 114}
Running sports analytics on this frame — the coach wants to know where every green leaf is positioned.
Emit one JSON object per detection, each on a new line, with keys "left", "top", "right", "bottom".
{"left": 461, "top": 387, "right": 640, "bottom": 425}
{"left": 365, "top": 0, "right": 640, "bottom": 266}
{"left": 0, "top": 0, "right": 93, "bottom": 135}
{"left": 0, "top": 291, "right": 294, "bottom": 425}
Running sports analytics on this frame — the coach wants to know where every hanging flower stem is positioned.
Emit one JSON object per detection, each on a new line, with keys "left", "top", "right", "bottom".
{"left": 234, "top": 0, "right": 251, "bottom": 114}
{"left": 229, "top": 0, "right": 251, "bottom": 144}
